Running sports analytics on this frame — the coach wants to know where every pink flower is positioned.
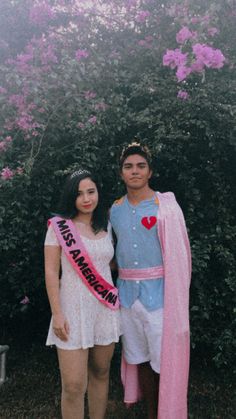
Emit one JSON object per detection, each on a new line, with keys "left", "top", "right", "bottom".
{"left": 138, "top": 36, "right": 153, "bottom": 48}
{"left": 0, "top": 87, "right": 7, "bottom": 94}
{"left": 41, "top": 44, "right": 58, "bottom": 65}
{"left": 209, "top": 49, "right": 226, "bottom": 68}
{"left": 145, "top": 36, "right": 153, "bottom": 43}
{"left": 88, "top": 116, "right": 97, "bottom": 125}
{"left": 8, "top": 94, "right": 25, "bottom": 111}
{"left": 16, "top": 114, "right": 36, "bottom": 131}
{"left": 192, "top": 43, "right": 225, "bottom": 70}
{"left": 1, "top": 167, "right": 14, "bottom": 180}
{"left": 177, "top": 90, "right": 189, "bottom": 100}
{"left": 208, "top": 27, "right": 219, "bottom": 37}
{"left": 125, "top": 0, "right": 138, "bottom": 9}
{"left": 0, "top": 142, "right": 7, "bottom": 152}
{"left": 4, "top": 120, "right": 14, "bottom": 130}
{"left": 16, "top": 51, "right": 33, "bottom": 73}
{"left": 135, "top": 10, "right": 151, "bottom": 23}
{"left": 176, "top": 27, "right": 194, "bottom": 44}
{"left": 29, "top": 3, "right": 54, "bottom": 26}
{"left": 94, "top": 102, "right": 108, "bottom": 111}
{"left": 202, "top": 15, "right": 210, "bottom": 23}
{"left": 0, "top": 136, "right": 12, "bottom": 153}
{"left": 109, "top": 50, "right": 121, "bottom": 60}
{"left": 77, "top": 122, "right": 85, "bottom": 129}
{"left": 191, "top": 17, "right": 200, "bottom": 24}
{"left": 211, "top": 49, "right": 226, "bottom": 68}
{"left": 176, "top": 66, "right": 192, "bottom": 82}
{"left": 20, "top": 296, "right": 30, "bottom": 305}
{"left": 84, "top": 91, "right": 96, "bottom": 100}
{"left": 163, "top": 49, "right": 188, "bottom": 69}
{"left": 75, "top": 49, "right": 89, "bottom": 61}
{"left": 138, "top": 40, "right": 147, "bottom": 47}
{"left": 191, "top": 61, "right": 204, "bottom": 73}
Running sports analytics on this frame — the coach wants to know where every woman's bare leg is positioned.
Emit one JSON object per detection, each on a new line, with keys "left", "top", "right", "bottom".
{"left": 88, "top": 343, "right": 115, "bottom": 419}
{"left": 57, "top": 348, "right": 89, "bottom": 419}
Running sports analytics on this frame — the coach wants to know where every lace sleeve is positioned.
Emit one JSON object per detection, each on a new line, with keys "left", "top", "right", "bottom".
{"left": 44, "top": 224, "right": 60, "bottom": 246}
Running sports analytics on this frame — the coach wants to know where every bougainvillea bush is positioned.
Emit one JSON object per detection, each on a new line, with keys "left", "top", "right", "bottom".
{"left": 0, "top": 0, "right": 235, "bottom": 368}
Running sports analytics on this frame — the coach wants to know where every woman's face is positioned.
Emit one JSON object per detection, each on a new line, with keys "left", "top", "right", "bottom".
{"left": 75, "top": 177, "right": 99, "bottom": 215}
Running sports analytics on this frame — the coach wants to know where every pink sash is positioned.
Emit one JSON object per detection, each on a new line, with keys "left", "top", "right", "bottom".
{"left": 119, "top": 266, "right": 164, "bottom": 280}
{"left": 48, "top": 216, "right": 119, "bottom": 311}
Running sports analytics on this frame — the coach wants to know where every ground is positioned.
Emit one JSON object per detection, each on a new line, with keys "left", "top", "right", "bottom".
{"left": 0, "top": 338, "right": 235, "bottom": 419}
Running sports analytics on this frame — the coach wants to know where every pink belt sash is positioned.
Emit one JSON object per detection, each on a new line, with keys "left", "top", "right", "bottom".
{"left": 119, "top": 265, "right": 164, "bottom": 281}
{"left": 49, "top": 216, "right": 119, "bottom": 310}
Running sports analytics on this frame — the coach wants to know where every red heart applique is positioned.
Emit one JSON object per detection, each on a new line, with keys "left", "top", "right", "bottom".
{"left": 141, "top": 216, "right": 157, "bottom": 230}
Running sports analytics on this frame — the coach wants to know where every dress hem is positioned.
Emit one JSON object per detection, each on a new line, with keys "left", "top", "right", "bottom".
{"left": 46, "top": 337, "right": 121, "bottom": 350}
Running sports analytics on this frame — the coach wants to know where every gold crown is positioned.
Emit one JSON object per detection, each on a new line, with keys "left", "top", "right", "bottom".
{"left": 120, "top": 142, "right": 152, "bottom": 160}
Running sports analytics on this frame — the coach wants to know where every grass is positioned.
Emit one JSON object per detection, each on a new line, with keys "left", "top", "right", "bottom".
{"left": 0, "top": 338, "right": 235, "bottom": 419}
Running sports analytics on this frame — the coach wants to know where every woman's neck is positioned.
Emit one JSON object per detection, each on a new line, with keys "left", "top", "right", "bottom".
{"left": 73, "top": 213, "right": 92, "bottom": 225}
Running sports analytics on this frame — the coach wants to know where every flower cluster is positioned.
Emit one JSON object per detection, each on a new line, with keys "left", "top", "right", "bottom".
{"left": 176, "top": 27, "right": 195, "bottom": 44}
{"left": 0, "top": 136, "right": 12, "bottom": 153}
{"left": 177, "top": 90, "right": 189, "bottom": 100}
{"left": 75, "top": 49, "right": 89, "bottom": 61}
{"left": 138, "top": 36, "right": 153, "bottom": 49}
{"left": 0, "top": 0, "right": 229, "bottom": 170}
{"left": 20, "top": 296, "right": 30, "bottom": 305}
{"left": 135, "top": 10, "right": 151, "bottom": 23}
{"left": 208, "top": 27, "right": 219, "bottom": 37}
{"left": 84, "top": 91, "right": 97, "bottom": 100}
{"left": 192, "top": 43, "right": 225, "bottom": 71}
{"left": 94, "top": 102, "right": 108, "bottom": 111}
{"left": 29, "top": 2, "right": 55, "bottom": 26}
{"left": 163, "top": 27, "right": 226, "bottom": 83}
{"left": 16, "top": 114, "right": 41, "bottom": 132}
{"left": 1, "top": 165, "right": 24, "bottom": 181}
{"left": 88, "top": 116, "right": 97, "bottom": 125}
{"left": 163, "top": 49, "right": 188, "bottom": 69}
{"left": 0, "top": 86, "right": 7, "bottom": 94}
{"left": 1, "top": 167, "right": 14, "bottom": 180}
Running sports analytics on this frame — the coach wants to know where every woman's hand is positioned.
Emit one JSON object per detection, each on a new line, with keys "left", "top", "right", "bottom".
{"left": 52, "top": 313, "right": 70, "bottom": 341}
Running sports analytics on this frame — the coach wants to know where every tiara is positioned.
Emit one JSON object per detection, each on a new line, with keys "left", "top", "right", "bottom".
{"left": 70, "top": 169, "right": 91, "bottom": 179}
{"left": 120, "top": 141, "right": 152, "bottom": 160}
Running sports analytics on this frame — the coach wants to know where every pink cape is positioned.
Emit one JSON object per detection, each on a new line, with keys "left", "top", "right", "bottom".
{"left": 121, "top": 192, "right": 192, "bottom": 419}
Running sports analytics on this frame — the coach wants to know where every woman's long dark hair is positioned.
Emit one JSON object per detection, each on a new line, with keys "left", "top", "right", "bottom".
{"left": 57, "top": 170, "right": 108, "bottom": 233}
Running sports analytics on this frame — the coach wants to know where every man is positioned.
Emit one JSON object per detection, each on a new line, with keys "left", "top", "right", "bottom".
{"left": 110, "top": 142, "right": 191, "bottom": 419}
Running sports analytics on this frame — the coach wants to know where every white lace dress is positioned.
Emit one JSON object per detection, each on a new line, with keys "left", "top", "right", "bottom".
{"left": 45, "top": 223, "right": 121, "bottom": 349}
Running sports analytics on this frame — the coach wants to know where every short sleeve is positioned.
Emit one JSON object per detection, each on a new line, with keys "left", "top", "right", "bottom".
{"left": 44, "top": 224, "right": 60, "bottom": 247}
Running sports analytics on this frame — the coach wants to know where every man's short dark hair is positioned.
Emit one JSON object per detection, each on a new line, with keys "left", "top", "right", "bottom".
{"left": 119, "top": 141, "right": 152, "bottom": 170}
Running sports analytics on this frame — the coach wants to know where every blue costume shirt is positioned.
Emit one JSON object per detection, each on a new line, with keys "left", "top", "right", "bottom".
{"left": 110, "top": 195, "right": 164, "bottom": 311}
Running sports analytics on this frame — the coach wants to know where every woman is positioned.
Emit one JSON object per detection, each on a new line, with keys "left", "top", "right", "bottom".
{"left": 44, "top": 169, "right": 120, "bottom": 419}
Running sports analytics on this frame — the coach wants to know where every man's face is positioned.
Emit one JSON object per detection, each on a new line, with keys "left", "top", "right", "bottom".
{"left": 121, "top": 154, "right": 152, "bottom": 190}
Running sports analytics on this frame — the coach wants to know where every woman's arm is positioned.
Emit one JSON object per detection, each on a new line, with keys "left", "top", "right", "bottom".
{"left": 44, "top": 245, "right": 69, "bottom": 341}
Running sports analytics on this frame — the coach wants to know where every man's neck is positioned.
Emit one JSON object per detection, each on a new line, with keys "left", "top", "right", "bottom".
{"left": 126, "top": 186, "right": 155, "bottom": 206}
